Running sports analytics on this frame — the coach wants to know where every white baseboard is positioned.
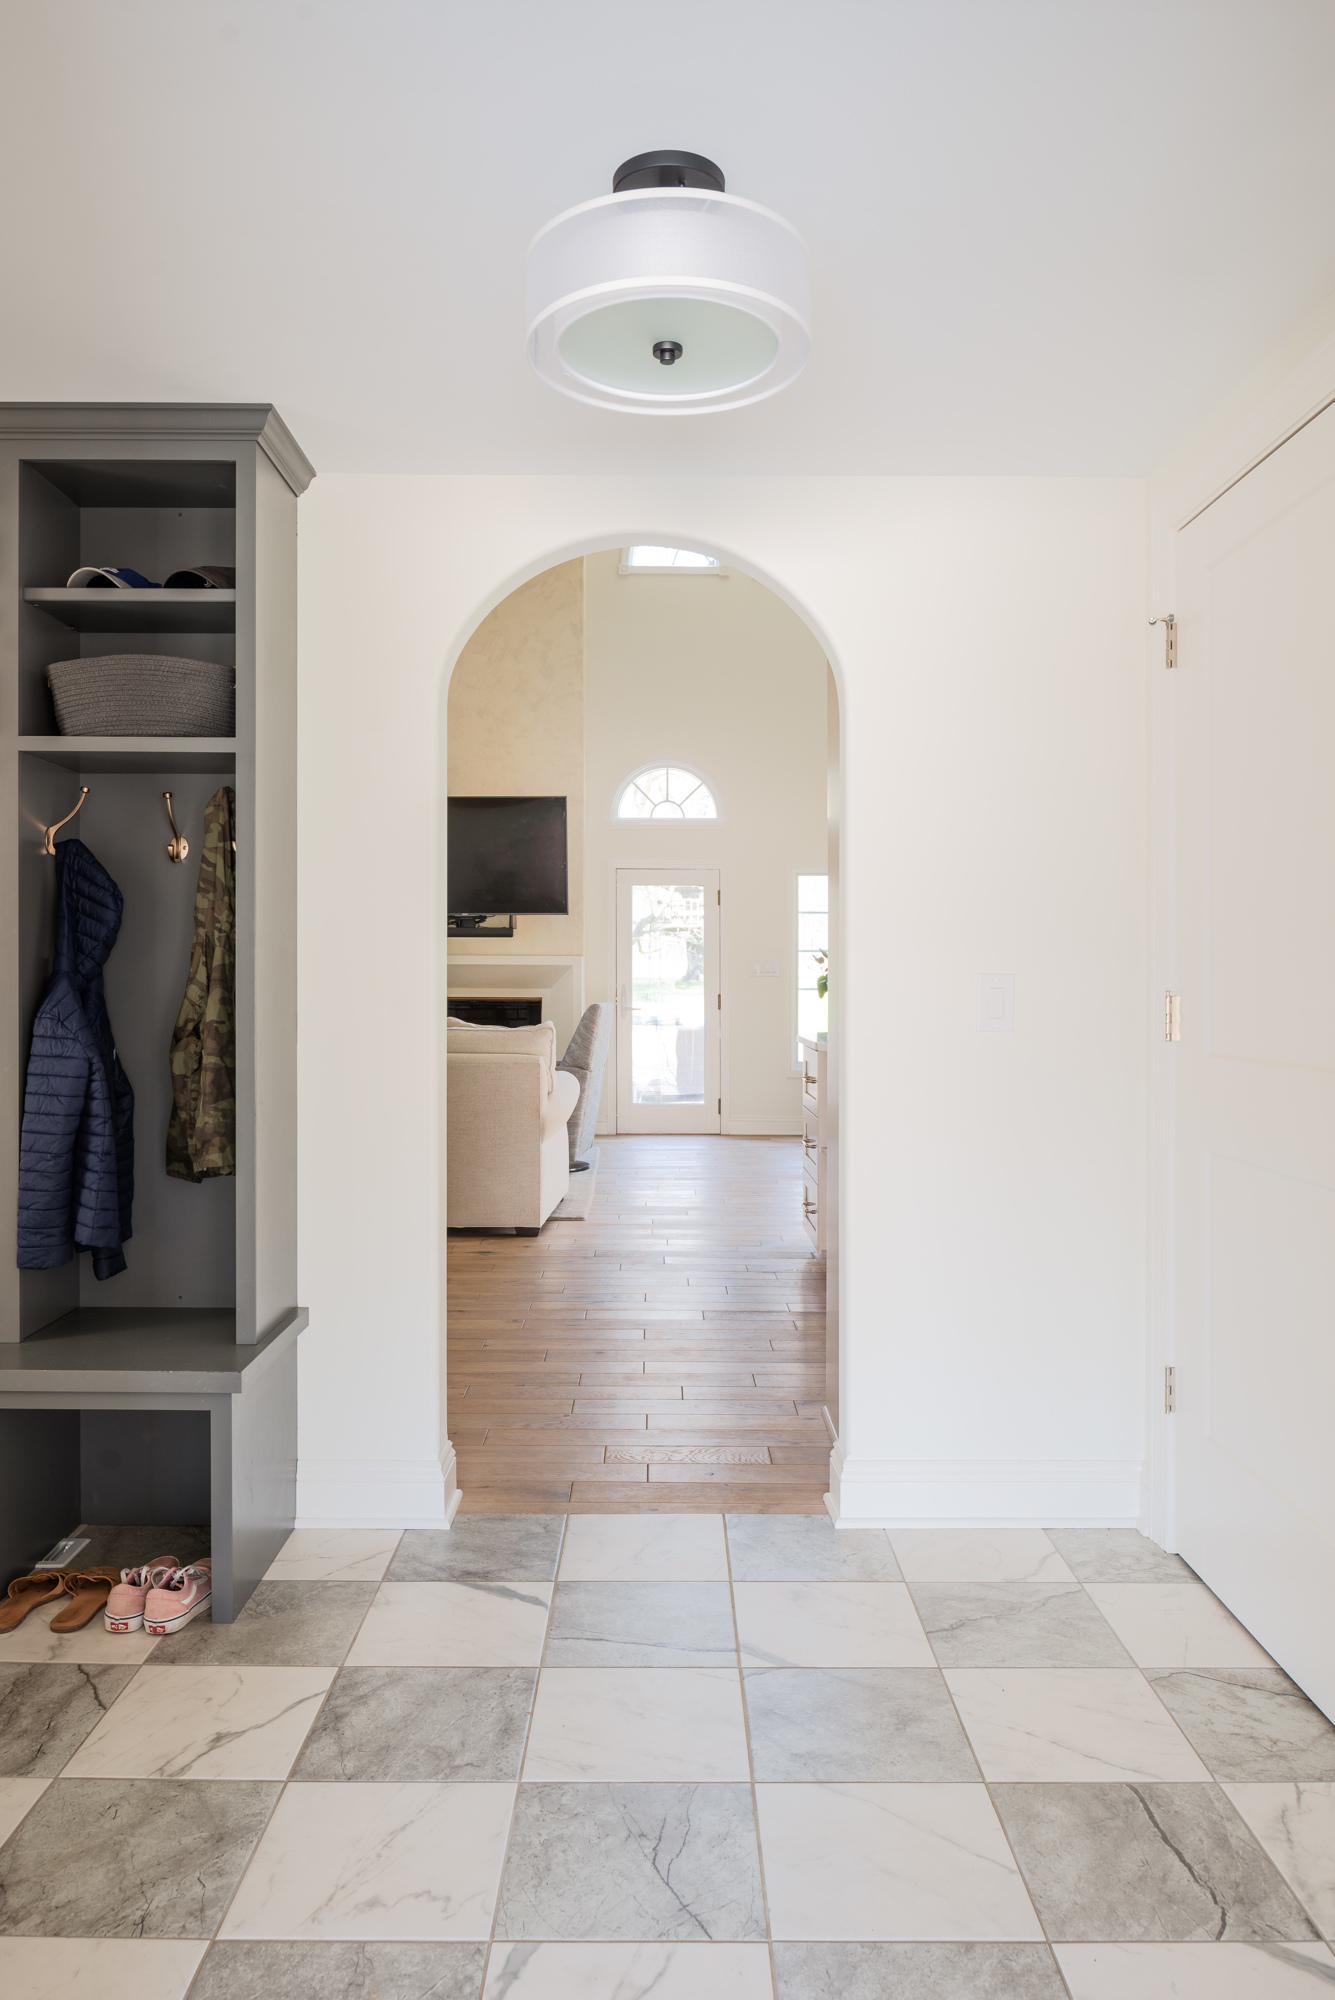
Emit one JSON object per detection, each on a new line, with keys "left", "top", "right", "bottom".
{"left": 296, "top": 1446, "right": 459, "bottom": 1530}
{"left": 826, "top": 1445, "right": 1143, "bottom": 1528}
{"left": 725, "top": 1117, "right": 804, "bottom": 1136}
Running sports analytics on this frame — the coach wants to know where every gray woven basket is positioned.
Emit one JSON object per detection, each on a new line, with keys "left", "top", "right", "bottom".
{"left": 48, "top": 654, "right": 235, "bottom": 737}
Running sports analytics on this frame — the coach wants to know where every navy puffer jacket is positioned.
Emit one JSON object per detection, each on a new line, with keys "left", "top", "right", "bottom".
{"left": 17, "top": 839, "right": 134, "bottom": 1280}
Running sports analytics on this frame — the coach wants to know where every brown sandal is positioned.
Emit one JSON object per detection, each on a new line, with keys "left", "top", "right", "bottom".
{"left": 0, "top": 1570, "right": 67, "bottom": 1632}
{"left": 49, "top": 1566, "right": 124, "bottom": 1633}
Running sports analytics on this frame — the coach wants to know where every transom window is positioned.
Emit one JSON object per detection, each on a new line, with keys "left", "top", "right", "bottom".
{"left": 620, "top": 545, "right": 722, "bottom": 573}
{"left": 616, "top": 766, "right": 718, "bottom": 820}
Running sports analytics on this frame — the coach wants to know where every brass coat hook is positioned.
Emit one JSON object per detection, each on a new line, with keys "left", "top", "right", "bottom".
{"left": 43, "top": 787, "right": 89, "bottom": 856}
{"left": 163, "top": 792, "right": 189, "bottom": 864}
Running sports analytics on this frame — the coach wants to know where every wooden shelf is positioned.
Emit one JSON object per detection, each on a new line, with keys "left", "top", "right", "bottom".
{"left": 0, "top": 1306, "right": 307, "bottom": 1395}
{"left": 19, "top": 735, "right": 236, "bottom": 773}
{"left": 25, "top": 588, "right": 236, "bottom": 634}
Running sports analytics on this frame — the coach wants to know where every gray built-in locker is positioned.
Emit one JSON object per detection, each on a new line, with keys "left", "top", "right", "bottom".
{"left": 0, "top": 406, "right": 313, "bottom": 1617}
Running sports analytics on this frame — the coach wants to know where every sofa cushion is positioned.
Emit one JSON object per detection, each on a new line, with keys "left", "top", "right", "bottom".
{"left": 445, "top": 1019, "right": 556, "bottom": 1092}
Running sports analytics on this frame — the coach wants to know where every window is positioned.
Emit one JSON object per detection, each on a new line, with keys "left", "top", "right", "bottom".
{"left": 616, "top": 766, "right": 718, "bottom": 819}
{"left": 620, "top": 545, "right": 722, "bottom": 574}
{"left": 797, "top": 873, "right": 828, "bottom": 1064}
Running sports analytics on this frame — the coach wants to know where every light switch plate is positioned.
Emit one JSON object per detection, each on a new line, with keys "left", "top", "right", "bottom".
{"left": 751, "top": 960, "right": 780, "bottom": 977}
{"left": 978, "top": 973, "right": 1014, "bottom": 1031}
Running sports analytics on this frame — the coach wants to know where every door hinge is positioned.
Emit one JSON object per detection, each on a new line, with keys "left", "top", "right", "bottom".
{"left": 1150, "top": 613, "right": 1177, "bottom": 669}
{"left": 1165, "top": 991, "right": 1181, "bottom": 1042}
{"left": 1164, "top": 1364, "right": 1176, "bottom": 1414}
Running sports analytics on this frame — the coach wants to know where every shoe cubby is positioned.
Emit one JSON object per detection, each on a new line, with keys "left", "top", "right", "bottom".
{"left": 0, "top": 406, "right": 313, "bottom": 1618}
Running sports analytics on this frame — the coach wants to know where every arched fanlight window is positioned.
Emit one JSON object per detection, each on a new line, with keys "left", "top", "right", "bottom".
{"left": 616, "top": 765, "right": 718, "bottom": 820}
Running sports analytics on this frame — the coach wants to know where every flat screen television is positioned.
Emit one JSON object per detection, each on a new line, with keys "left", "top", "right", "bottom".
{"left": 448, "top": 795, "right": 569, "bottom": 915}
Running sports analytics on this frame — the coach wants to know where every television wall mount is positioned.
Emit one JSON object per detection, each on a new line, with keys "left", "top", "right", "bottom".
{"left": 447, "top": 913, "right": 516, "bottom": 937}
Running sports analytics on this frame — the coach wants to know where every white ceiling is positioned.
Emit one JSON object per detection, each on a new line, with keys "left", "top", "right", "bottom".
{"left": 2, "top": 1, "right": 1333, "bottom": 476}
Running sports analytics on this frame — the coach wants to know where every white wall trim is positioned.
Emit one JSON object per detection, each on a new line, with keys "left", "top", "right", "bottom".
{"left": 826, "top": 1441, "right": 1144, "bottom": 1528}
{"left": 296, "top": 1447, "right": 460, "bottom": 1530}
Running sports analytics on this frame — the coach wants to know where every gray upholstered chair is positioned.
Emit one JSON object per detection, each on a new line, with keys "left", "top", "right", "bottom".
{"left": 557, "top": 1003, "right": 612, "bottom": 1170}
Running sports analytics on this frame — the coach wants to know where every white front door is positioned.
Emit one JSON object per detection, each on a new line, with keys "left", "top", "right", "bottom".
{"left": 1170, "top": 399, "right": 1335, "bottom": 1712}
{"left": 615, "top": 869, "right": 721, "bottom": 1134}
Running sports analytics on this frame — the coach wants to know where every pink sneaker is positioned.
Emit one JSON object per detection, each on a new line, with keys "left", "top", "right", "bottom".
{"left": 104, "top": 1556, "right": 178, "bottom": 1633}
{"left": 144, "top": 1561, "right": 212, "bottom": 1635}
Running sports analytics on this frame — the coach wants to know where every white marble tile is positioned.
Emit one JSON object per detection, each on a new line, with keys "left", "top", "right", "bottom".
{"left": 346, "top": 1581, "right": 552, "bottom": 1666}
{"left": 0, "top": 1598, "right": 161, "bottom": 1664}
{"left": 756, "top": 1782, "right": 1044, "bottom": 1940}
{"left": 265, "top": 1530, "right": 402, "bottom": 1582}
{"left": 220, "top": 1781, "right": 515, "bottom": 1939}
{"left": 62, "top": 1664, "right": 335, "bottom": 1780}
{"left": 733, "top": 1582, "right": 934, "bottom": 1668}
{"left": 559, "top": 1515, "right": 729, "bottom": 1582}
{"left": 1225, "top": 1784, "right": 1335, "bottom": 1938}
{"left": 1054, "top": 1941, "right": 1335, "bottom": 1996}
{"left": 1084, "top": 1584, "right": 1276, "bottom": 1670}
{"left": 0, "top": 1777, "right": 50, "bottom": 1845}
{"left": 943, "top": 1668, "right": 1212, "bottom": 1781}
{"left": 483, "top": 1943, "right": 774, "bottom": 1998}
{"left": 0, "top": 1939, "right": 207, "bottom": 1999}
{"left": 523, "top": 1668, "right": 750, "bottom": 1781}
{"left": 889, "top": 1531, "right": 1075, "bottom": 1584}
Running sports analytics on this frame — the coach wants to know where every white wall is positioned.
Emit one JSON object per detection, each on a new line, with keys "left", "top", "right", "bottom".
{"left": 582, "top": 549, "right": 829, "bottom": 1136}
{"left": 295, "top": 474, "right": 1147, "bottom": 1528}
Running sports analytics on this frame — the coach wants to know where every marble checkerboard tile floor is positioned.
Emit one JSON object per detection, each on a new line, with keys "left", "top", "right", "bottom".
{"left": 2, "top": 1519, "right": 1335, "bottom": 1998}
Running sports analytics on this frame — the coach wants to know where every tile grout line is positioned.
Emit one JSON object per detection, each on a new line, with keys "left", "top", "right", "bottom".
{"left": 725, "top": 1512, "right": 779, "bottom": 1997}
{"left": 179, "top": 1527, "right": 406, "bottom": 1996}
{"left": 912, "top": 1531, "right": 1079, "bottom": 1998}
{"left": 477, "top": 1509, "right": 568, "bottom": 1997}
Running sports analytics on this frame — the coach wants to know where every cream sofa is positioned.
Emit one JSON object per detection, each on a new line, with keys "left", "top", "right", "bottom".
{"left": 446, "top": 1020, "right": 580, "bottom": 1232}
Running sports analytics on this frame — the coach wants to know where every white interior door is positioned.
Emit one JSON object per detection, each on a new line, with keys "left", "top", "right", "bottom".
{"left": 1170, "top": 400, "right": 1335, "bottom": 1712}
{"left": 616, "top": 869, "right": 721, "bottom": 1134}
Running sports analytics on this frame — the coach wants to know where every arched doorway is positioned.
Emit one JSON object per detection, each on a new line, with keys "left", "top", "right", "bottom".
{"left": 440, "top": 538, "right": 842, "bottom": 1514}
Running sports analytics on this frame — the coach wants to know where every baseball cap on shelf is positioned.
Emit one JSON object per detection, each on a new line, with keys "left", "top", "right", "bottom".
{"left": 162, "top": 567, "right": 236, "bottom": 589}
{"left": 66, "top": 566, "right": 161, "bottom": 588}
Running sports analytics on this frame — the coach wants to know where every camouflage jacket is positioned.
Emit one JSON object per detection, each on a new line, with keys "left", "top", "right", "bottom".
{"left": 166, "top": 786, "right": 235, "bottom": 1181}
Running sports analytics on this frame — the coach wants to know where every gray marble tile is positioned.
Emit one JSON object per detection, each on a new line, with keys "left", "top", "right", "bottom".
{"left": 292, "top": 1667, "right": 535, "bottom": 1781}
{"left": 150, "top": 1582, "right": 376, "bottom": 1666}
{"left": 911, "top": 1583, "right": 1132, "bottom": 1667}
{"left": 0, "top": 1664, "right": 137, "bottom": 1778}
{"left": 1045, "top": 1530, "right": 1194, "bottom": 1582}
{"left": 190, "top": 1940, "right": 487, "bottom": 2000}
{"left": 771, "top": 1941, "right": 1067, "bottom": 1998}
{"left": 545, "top": 1582, "right": 736, "bottom": 1666}
{"left": 1147, "top": 1670, "right": 1335, "bottom": 1782}
{"left": 725, "top": 1515, "right": 901, "bottom": 1582}
{"left": 0, "top": 1778, "right": 279, "bottom": 1937}
{"left": 991, "top": 1782, "right": 1320, "bottom": 1941}
{"left": 744, "top": 1668, "right": 978, "bottom": 1782}
{"left": 388, "top": 1517, "right": 565, "bottom": 1582}
{"left": 495, "top": 1783, "right": 765, "bottom": 1941}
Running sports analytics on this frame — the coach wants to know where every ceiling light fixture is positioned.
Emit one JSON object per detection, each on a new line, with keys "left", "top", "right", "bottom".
{"left": 526, "top": 150, "right": 809, "bottom": 416}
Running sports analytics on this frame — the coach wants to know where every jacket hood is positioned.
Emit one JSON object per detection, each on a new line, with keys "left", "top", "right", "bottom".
{"left": 53, "top": 839, "right": 124, "bottom": 984}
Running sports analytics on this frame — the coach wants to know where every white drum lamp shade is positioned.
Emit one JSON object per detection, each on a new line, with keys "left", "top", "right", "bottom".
{"left": 526, "top": 152, "right": 809, "bottom": 416}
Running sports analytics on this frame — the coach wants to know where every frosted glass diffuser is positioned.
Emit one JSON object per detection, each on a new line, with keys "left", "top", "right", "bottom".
{"left": 526, "top": 151, "right": 810, "bottom": 416}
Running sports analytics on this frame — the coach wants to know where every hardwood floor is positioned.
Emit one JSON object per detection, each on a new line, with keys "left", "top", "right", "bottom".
{"left": 448, "top": 1133, "right": 831, "bottom": 1512}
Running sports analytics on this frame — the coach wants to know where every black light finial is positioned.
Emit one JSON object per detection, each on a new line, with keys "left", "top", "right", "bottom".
{"left": 653, "top": 341, "right": 684, "bottom": 367}
{"left": 613, "top": 150, "right": 725, "bottom": 194}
